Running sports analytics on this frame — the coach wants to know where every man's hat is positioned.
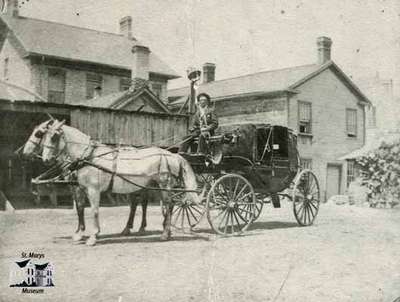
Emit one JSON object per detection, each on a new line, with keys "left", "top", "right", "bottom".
{"left": 197, "top": 93, "right": 211, "bottom": 105}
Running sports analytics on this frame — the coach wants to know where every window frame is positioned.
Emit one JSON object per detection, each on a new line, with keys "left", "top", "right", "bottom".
{"left": 47, "top": 67, "right": 66, "bottom": 104}
{"left": 347, "top": 160, "right": 355, "bottom": 187}
{"left": 119, "top": 77, "right": 131, "bottom": 91}
{"left": 86, "top": 73, "right": 103, "bottom": 99}
{"left": 150, "top": 82, "right": 163, "bottom": 99}
{"left": 346, "top": 108, "right": 357, "bottom": 138}
{"left": 298, "top": 101, "right": 312, "bottom": 135}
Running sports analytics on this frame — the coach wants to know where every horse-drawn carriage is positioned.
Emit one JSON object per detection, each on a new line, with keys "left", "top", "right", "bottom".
{"left": 170, "top": 123, "right": 320, "bottom": 235}
{"left": 22, "top": 119, "right": 320, "bottom": 245}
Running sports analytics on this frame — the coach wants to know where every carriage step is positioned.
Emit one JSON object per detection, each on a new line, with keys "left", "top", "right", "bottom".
{"left": 271, "top": 194, "right": 281, "bottom": 208}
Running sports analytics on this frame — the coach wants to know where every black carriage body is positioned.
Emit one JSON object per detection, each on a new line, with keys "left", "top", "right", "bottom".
{"left": 187, "top": 123, "right": 299, "bottom": 194}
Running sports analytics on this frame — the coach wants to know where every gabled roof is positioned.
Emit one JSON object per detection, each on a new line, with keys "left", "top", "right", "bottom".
{"left": 35, "top": 263, "right": 49, "bottom": 270}
{"left": 168, "top": 61, "right": 371, "bottom": 105}
{"left": 77, "top": 86, "right": 170, "bottom": 113}
{"left": 15, "top": 259, "right": 30, "bottom": 268}
{"left": 0, "top": 15, "right": 179, "bottom": 79}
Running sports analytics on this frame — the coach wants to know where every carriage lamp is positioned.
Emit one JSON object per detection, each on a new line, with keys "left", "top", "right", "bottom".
{"left": 186, "top": 67, "right": 201, "bottom": 114}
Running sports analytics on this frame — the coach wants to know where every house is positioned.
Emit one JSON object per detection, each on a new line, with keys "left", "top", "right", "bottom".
{"left": 0, "top": 0, "right": 179, "bottom": 107}
{"left": 168, "top": 37, "right": 371, "bottom": 200}
{"left": 355, "top": 73, "right": 400, "bottom": 132}
{"left": 9, "top": 259, "right": 54, "bottom": 287}
{"left": 75, "top": 78, "right": 171, "bottom": 113}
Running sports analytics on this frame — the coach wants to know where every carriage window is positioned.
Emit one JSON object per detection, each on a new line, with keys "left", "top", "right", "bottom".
{"left": 86, "top": 73, "right": 103, "bottom": 99}
{"left": 298, "top": 101, "right": 312, "bottom": 134}
{"left": 48, "top": 68, "right": 66, "bottom": 104}
{"left": 256, "top": 128, "right": 272, "bottom": 162}
{"left": 272, "top": 126, "right": 288, "bottom": 158}
{"left": 346, "top": 109, "right": 357, "bottom": 137}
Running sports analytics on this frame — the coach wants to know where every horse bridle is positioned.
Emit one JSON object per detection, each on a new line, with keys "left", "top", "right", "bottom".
{"left": 42, "top": 128, "right": 68, "bottom": 161}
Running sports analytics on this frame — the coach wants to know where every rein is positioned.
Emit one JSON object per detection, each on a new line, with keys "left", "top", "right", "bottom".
{"left": 41, "top": 127, "right": 201, "bottom": 194}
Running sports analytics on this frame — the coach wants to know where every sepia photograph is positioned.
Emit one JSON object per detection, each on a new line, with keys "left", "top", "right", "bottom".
{"left": 0, "top": 0, "right": 399, "bottom": 301}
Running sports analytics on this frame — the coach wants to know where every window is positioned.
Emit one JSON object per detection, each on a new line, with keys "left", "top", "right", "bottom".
{"left": 86, "top": 73, "right": 102, "bottom": 99}
{"left": 369, "top": 106, "right": 376, "bottom": 127}
{"left": 300, "top": 158, "right": 312, "bottom": 170}
{"left": 346, "top": 108, "right": 357, "bottom": 137}
{"left": 347, "top": 160, "right": 355, "bottom": 187}
{"left": 120, "top": 77, "right": 131, "bottom": 91}
{"left": 48, "top": 68, "right": 66, "bottom": 103}
{"left": 150, "top": 82, "right": 163, "bottom": 98}
{"left": 298, "top": 101, "right": 312, "bottom": 134}
{"left": 3, "top": 58, "right": 8, "bottom": 79}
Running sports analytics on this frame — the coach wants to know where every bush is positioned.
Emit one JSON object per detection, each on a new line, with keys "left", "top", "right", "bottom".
{"left": 356, "top": 140, "right": 400, "bottom": 208}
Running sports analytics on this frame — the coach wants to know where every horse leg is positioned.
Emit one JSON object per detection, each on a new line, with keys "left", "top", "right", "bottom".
{"left": 72, "top": 186, "right": 86, "bottom": 242}
{"left": 86, "top": 187, "right": 100, "bottom": 246}
{"left": 121, "top": 194, "right": 138, "bottom": 236}
{"left": 138, "top": 191, "right": 148, "bottom": 234}
{"left": 161, "top": 191, "right": 172, "bottom": 241}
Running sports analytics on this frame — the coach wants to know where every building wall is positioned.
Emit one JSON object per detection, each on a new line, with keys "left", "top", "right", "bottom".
{"left": 0, "top": 36, "right": 34, "bottom": 97}
{"left": 214, "top": 96, "right": 288, "bottom": 126}
{"left": 149, "top": 75, "right": 168, "bottom": 102}
{"left": 29, "top": 64, "right": 170, "bottom": 104}
{"left": 290, "top": 68, "right": 366, "bottom": 200}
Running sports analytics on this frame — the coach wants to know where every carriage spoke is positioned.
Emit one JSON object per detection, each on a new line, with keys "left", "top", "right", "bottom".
{"left": 235, "top": 191, "right": 253, "bottom": 203}
{"left": 234, "top": 208, "right": 248, "bottom": 223}
{"left": 223, "top": 210, "right": 230, "bottom": 234}
{"left": 172, "top": 207, "right": 183, "bottom": 226}
{"left": 185, "top": 207, "right": 192, "bottom": 227}
{"left": 232, "top": 210, "right": 242, "bottom": 231}
{"left": 230, "top": 211, "right": 236, "bottom": 234}
{"left": 217, "top": 209, "right": 229, "bottom": 230}
{"left": 232, "top": 179, "right": 241, "bottom": 200}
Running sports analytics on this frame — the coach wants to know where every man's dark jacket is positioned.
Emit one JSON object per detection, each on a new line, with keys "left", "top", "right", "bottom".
{"left": 191, "top": 108, "right": 218, "bottom": 136}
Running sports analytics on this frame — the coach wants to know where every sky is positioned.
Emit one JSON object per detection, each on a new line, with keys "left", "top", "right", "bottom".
{"left": 18, "top": 0, "right": 400, "bottom": 91}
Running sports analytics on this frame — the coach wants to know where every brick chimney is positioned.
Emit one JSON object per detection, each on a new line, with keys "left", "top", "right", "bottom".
{"left": 131, "top": 44, "right": 150, "bottom": 82}
{"left": 317, "top": 36, "right": 332, "bottom": 64}
{"left": 120, "top": 16, "right": 133, "bottom": 40}
{"left": 202, "top": 63, "right": 216, "bottom": 83}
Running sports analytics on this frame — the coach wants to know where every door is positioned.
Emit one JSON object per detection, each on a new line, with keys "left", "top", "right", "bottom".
{"left": 326, "top": 164, "right": 341, "bottom": 200}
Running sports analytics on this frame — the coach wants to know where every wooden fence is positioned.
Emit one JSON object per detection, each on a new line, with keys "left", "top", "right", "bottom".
{"left": 70, "top": 107, "right": 188, "bottom": 147}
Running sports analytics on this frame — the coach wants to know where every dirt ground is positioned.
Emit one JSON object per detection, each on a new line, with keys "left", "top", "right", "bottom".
{"left": 1, "top": 201, "right": 400, "bottom": 302}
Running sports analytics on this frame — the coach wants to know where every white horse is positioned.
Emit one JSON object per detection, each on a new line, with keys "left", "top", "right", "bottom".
{"left": 40, "top": 120, "right": 199, "bottom": 246}
{"left": 22, "top": 119, "right": 154, "bottom": 237}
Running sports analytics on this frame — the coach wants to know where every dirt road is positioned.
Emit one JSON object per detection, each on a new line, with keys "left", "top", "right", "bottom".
{"left": 1, "top": 202, "right": 399, "bottom": 302}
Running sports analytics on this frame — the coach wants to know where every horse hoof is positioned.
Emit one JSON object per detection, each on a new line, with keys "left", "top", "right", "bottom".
{"left": 137, "top": 228, "right": 146, "bottom": 235}
{"left": 72, "top": 233, "right": 83, "bottom": 242}
{"left": 160, "top": 232, "right": 171, "bottom": 241}
{"left": 86, "top": 236, "right": 97, "bottom": 246}
{"left": 120, "top": 228, "right": 131, "bottom": 236}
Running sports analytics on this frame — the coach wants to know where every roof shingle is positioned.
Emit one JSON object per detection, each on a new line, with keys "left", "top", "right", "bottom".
{"left": 2, "top": 15, "right": 179, "bottom": 79}
{"left": 168, "top": 64, "right": 320, "bottom": 101}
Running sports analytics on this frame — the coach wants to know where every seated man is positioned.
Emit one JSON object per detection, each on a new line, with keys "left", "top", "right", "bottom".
{"left": 179, "top": 93, "right": 218, "bottom": 155}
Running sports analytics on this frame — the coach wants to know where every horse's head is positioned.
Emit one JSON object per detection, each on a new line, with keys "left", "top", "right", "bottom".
{"left": 42, "top": 119, "right": 66, "bottom": 165}
{"left": 22, "top": 119, "right": 54, "bottom": 159}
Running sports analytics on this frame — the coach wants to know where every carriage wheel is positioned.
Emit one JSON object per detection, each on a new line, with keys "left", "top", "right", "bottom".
{"left": 206, "top": 174, "right": 256, "bottom": 235}
{"left": 292, "top": 169, "right": 320, "bottom": 226}
{"left": 166, "top": 174, "right": 214, "bottom": 231}
{"left": 252, "top": 194, "right": 265, "bottom": 222}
